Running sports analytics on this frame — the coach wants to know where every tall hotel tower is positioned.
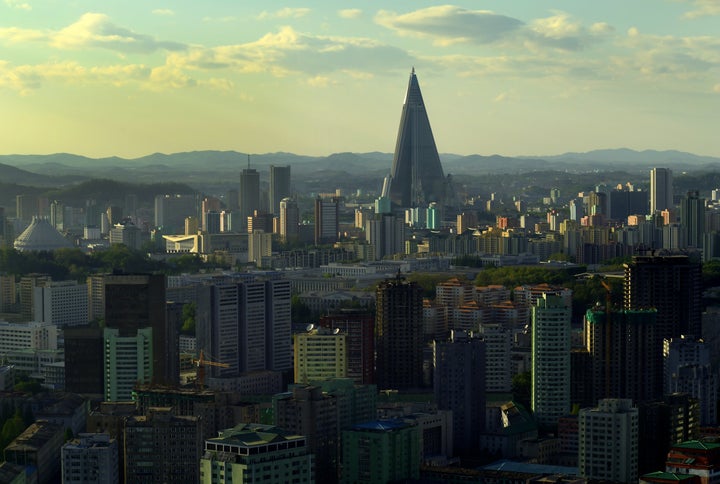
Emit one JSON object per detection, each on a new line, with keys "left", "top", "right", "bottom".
{"left": 383, "top": 69, "right": 447, "bottom": 209}
{"left": 650, "top": 168, "right": 673, "bottom": 214}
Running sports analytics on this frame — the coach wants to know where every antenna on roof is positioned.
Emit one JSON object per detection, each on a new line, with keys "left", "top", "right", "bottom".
{"left": 411, "top": 66, "right": 415, "bottom": 75}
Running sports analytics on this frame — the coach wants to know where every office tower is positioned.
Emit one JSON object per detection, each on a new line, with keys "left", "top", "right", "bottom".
{"left": 383, "top": 69, "right": 446, "bottom": 209}
{"left": 294, "top": 326, "right": 347, "bottom": 384}
{"left": 154, "top": 194, "right": 197, "bottom": 233}
{"left": 584, "top": 307, "right": 662, "bottom": 403}
{"left": 342, "top": 419, "right": 420, "bottom": 483}
{"left": 624, "top": 253, "right": 702, "bottom": 340}
{"left": 680, "top": 190, "right": 705, "bottom": 249}
{"left": 664, "top": 335, "right": 718, "bottom": 425}
{"left": 184, "top": 215, "right": 199, "bottom": 235}
{"left": 104, "top": 273, "right": 177, "bottom": 388}
{"left": 239, "top": 168, "right": 260, "bottom": 232}
{"left": 248, "top": 210, "right": 274, "bottom": 234}
{"left": 103, "top": 326, "right": 153, "bottom": 401}
{"left": 433, "top": 330, "right": 485, "bottom": 453}
{"left": 124, "top": 408, "right": 201, "bottom": 483}
{"left": 375, "top": 275, "right": 424, "bottom": 390}
{"left": 354, "top": 206, "right": 373, "bottom": 229}
{"left": 200, "top": 424, "right": 314, "bottom": 484}
{"left": 365, "top": 213, "right": 405, "bottom": 260}
{"left": 274, "top": 385, "right": 339, "bottom": 484}
{"left": 609, "top": 188, "right": 649, "bottom": 220}
{"left": 279, "top": 197, "right": 299, "bottom": 242}
{"left": 16, "top": 194, "right": 37, "bottom": 222}
{"left": 531, "top": 293, "right": 571, "bottom": 429}
{"left": 109, "top": 221, "right": 143, "bottom": 249}
{"left": 457, "top": 211, "right": 478, "bottom": 233}
{"left": 196, "top": 279, "right": 292, "bottom": 378}
{"left": 204, "top": 211, "right": 221, "bottom": 234}
{"left": 248, "top": 230, "right": 272, "bottom": 265}
{"left": 579, "top": 399, "right": 638, "bottom": 483}
{"left": 61, "top": 433, "right": 119, "bottom": 484}
{"left": 64, "top": 325, "right": 104, "bottom": 395}
{"left": 314, "top": 196, "right": 340, "bottom": 245}
{"left": 33, "top": 280, "right": 88, "bottom": 327}
{"left": 319, "top": 310, "right": 375, "bottom": 385}
{"left": 0, "top": 273, "right": 15, "bottom": 312}
{"left": 269, "top": 165, "right": 291, "bottom": 216}
{"left": 650, "top": 168, "right": 673, "bottom": 214}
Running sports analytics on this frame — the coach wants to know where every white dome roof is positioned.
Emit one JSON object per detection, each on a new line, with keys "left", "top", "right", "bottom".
{"left": 14, "top": 217, "right": 73, "bottom": 252}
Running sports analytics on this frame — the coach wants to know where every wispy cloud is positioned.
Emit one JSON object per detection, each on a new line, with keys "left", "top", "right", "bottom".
{"left": 677, "top": 0, "right": 720, "bottom": 18}
{"left": 152, "top": 9, "right": 174, "bottom": 17}
{"left": 5, "top": 0, "right": 31, "bottom": 11}
{"left": 257, "top": 8, "right": 310, "bottom": 20}
{"left": 338, "top": 9, "right": 362, "bottom": 19}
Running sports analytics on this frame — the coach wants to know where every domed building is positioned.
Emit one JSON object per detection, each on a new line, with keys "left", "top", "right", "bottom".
{"left": 14, "top": 217, "right": 73, "bottom": 252}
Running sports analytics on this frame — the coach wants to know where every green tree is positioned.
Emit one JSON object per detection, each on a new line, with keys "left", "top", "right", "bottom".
{"left": 181, "top": 302, "right": 197, "bottom": 335}
{"left": 0, "top": 410, "right": 27, "bottom": 450}
{"left": 512, "top": 371, "right": 532, "bottom": 413}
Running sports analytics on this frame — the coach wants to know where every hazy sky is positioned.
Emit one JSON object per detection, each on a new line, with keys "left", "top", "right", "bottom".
{"left": 1, "top": 1, "right": 719, "bottom": 158}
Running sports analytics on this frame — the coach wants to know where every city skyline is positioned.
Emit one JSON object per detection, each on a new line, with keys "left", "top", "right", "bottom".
{"left": 1, "top": 1, "right": 719, "bottom": 159}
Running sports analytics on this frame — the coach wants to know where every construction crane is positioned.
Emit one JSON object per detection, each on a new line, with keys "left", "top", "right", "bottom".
{"left": 191, "top": 350, "right": 229, "bottom": 389}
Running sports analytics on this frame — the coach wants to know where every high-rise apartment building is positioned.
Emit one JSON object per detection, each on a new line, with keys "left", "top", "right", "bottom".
{"left": 200, "top": 424, "right": 314, "bottom": 484}
{"left": 531, "top": 293, "right": 571, "bottom": 429}
{"left": 624, "top": 253, "right": 702, "bottom": 340}
{"left": 124, "top": 408, "right": 201, "bottom": 483}
{"left": 579, "top": 399, "right": 638, "bottom": 483}
{"left": 103, "top": 326, "right": 153, "bottom": 401}
{"left": 33, "top": 280, "right": 88, "bottom": 327}
{"left": 433, "top": 330, "right": 485, "bottom": 452}
{"left": 239, "top": 168, "right": 260, "bottom": 232}
{"left": 383, "top": 69, "right": 446, "bottom": 209}
{"left": 650, "top": 168, "right": 673, "bottom": 214}
{"left": 375, "top": 275, "right": 424, "bottom": 390}
{"left": 274, "top": 385, "right": 339, "bottom": 484}
{"left": 61, "top": 433, "right": 119, "bottom": 484}
{"left": 584, "top": 307, "right": 662, "bottom": 403}
{"left": 314, "top": 196, "right": 340, "bottom": 245}
{"left": 365, "top": 213, "right": 405, "bottom": 260}
{"left": 294, "top": 326, "right": 347, "bottom": 384}
{"left": 341, "top": 419, "right": 420, "bottom": 484}
{"left": 478, "top": 323, "right": 512, "bottom": 393}
{"left": 269, "top": 165, "right": 291, "bottom": 216}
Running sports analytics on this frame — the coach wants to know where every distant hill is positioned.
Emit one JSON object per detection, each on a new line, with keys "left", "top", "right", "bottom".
{"left": 2, "top": 149, "right": 720, "bottom": 189}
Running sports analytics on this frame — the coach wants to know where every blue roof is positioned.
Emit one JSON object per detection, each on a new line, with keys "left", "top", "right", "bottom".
{"left": 353, "top": 419, "right": 409, "bottom": 431}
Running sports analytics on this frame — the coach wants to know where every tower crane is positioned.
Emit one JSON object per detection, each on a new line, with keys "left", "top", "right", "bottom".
{"left": 191, "top": 350, "right": 229, "bottom": 389}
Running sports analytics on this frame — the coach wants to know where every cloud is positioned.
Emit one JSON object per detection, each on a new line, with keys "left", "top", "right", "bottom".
{"left": 338, "top": 9, "right": 362, "bottom": 19}
{"left": 375, "top": 7, "right": 612, "bottom": 51}
{"left": 257, "top": 8, "right": 310, "bottom": 20}
{"left": 51, "top": 13, "right": 186, "bottom": 53}
{"left": 0, "top": 60, "right": 149, "bottom": 93}
{"left": 375, "top": 6, "right": 524, "bottom": 46}
{"left": 5, "top": 0, "right": 31, "bottom": 10}
{"left": 152, "top": 9, "right": 174, "bottom": 16}
{"left": 678, "top": 0, "right": 720, "bottom": 18}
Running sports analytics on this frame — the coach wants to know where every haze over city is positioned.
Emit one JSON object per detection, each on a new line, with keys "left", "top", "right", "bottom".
{"left": 1, "top": 0, "right": 719, "bottom": 158}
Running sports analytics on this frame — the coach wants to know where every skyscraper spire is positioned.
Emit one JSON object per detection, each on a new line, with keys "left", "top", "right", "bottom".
{"left": 384, "top": 69, "right": 446, "bottom": 209}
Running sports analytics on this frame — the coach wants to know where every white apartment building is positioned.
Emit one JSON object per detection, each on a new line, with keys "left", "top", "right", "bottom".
{"left": 33, "top": 280, "right": 88, "bottom": 327}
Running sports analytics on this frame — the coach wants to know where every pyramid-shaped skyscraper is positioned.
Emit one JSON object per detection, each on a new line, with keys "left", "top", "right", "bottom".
{"left": 383, "top": 69, "right": 446, "bottom": 209}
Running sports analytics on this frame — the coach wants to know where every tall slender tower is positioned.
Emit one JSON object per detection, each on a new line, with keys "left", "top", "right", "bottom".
{"left": 269, "top": 165, "right": 291, "bottom": 216}
{"left": 680, "top": 190, "right": 705, "bottom": 249}
{"left": 384, "top": 69, "right": 446, "bottom": 209}
{"left": 650, "top": 168, "right": 673, "bottom": 214}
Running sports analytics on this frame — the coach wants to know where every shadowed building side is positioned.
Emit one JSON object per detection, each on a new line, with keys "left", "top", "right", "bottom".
{"left": 385, "top": 69, "right": 446, "bottom": 209}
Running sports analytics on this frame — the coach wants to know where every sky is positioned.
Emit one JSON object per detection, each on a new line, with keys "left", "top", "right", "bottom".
{"left": 1, "top": 1, "right": 719, "bottom": 159}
